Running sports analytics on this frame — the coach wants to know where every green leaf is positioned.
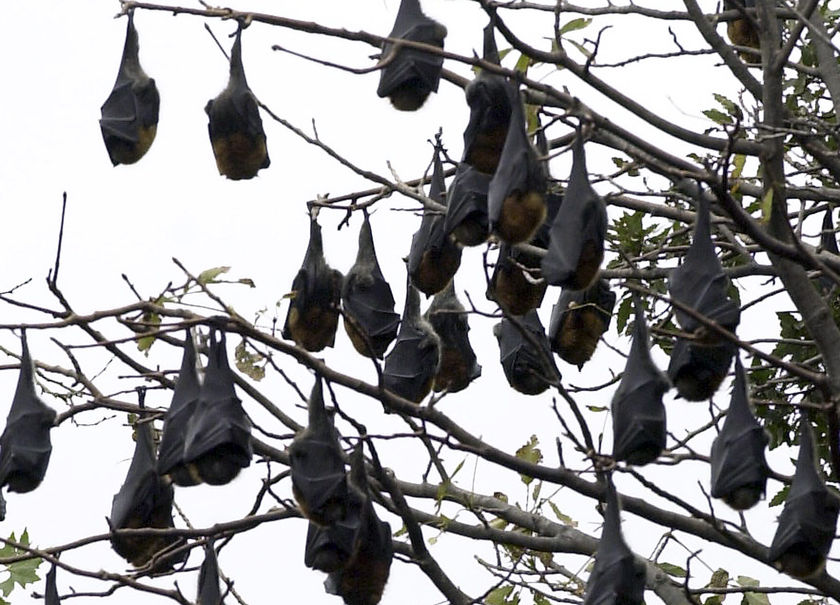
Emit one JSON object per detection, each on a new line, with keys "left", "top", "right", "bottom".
{"left": 768, "top": 484, "right": 789, "bottom": 507}
{"left": 0, "top": 531, "right": 42, "bottom": 598}
{"left": 515, "top": 435, "right": 543, "bottom": 485}
{"left": 548, "top": 501, "right": 578, "bottom": 527}
{"left": 559, "top": 17, "right": 591, "bottom": 35}
{"left": 486, "top": 585, "right": 517, "bottom": 605}
{"left": 137, "top": 311, "right": 161, "bottom": 354}
{"left": 234, "top": 339, "right": 266, "bottom": 381}
{"left": 534, "top": 594, "right": 551, "bottom": 605}
{"left": 659, "top": 562, "right": 687, "bottom": 578}
{"left": 736, "top": 576, "right": 759, "bottom": 588}
{"left": 760, "top": 189, "right": 774, "bottom": 223}
{"left": 743, "top": 591, "right": 770, "bottom": 605}
{"left": 702, "top": 109, "right": 732, "bottom": 125}
{"left": 586, "top": 405, "right": 608, "bottom": 413}
{"left": 197, "top": 266, "right": 231, "bottom": 285}
{"left": 514, "top": 52, "right": 531, "bottom": 75}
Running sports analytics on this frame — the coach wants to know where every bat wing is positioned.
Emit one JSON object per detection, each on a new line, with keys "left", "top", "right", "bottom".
{"left": 769, "top": 490, "right": 840, "bottom": 566}
{"left": 668, "top": 195, "right": 740, "bottom": 333}
{"left": 99, "top": 12, "right": 159, "bottom": 166}
{"left": 342, "top": 216, "right": 400, "bottom": 357}
{"left": 205, "top": 27, "right": 269, "bottom": 179}
{"left": 584, "top": 479, "right": 646, "bottom": 605}
{"left": 444, "top": 163, "right": 491, "bottom": 246}
{"left": 494, "top": 311, "right": 558, "bottom": 395}
{"left": 304, "top": 482, "right": 366, "bottom": 573}
{"left": 45, "top": 563, "right": 59, "bottom": 605}
{"left": 197, "top": 542, "right": 222, "bottom": 605}
{"left": 426, "top": 281, "right": 481, "bottom": 393}
{"left": 157, "top": 331, "right": 201, "bottom": 483}
{"left": 0, "top": 332, "right": 56, "bottom": 493}
{"left": 709, "top": 357, "right": 768, "bottom": 503}
{"left": 542, "top": 137, "right": 607, "bottom": 290}
{"left": 283, "top": 219, "right": 343, "bottom": 351}
{"left": 667, "top": 337, "right": 735, "bottom": 401}
{"left": 611, "top": 301, "right": 669, "bottom": 465}
{"left": 382, "top": 326, "right": 440, "bottom": 402}
{"left": 183, "top": 330, "right": 252, "bottom": 485}
{"left": 289, "top": 376, "right": 349, "bottom": 524}
{"left": 377, "top": 0, "right": 446, "bottom": 104}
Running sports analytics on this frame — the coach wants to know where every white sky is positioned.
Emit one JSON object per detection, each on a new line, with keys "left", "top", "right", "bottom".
{"left": 0, "top": 1, "right": 830, "bottom": 604}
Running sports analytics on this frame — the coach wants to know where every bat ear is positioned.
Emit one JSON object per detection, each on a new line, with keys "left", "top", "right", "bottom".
{"left": 349, "top": 441, "right": 369, "bottom": 493}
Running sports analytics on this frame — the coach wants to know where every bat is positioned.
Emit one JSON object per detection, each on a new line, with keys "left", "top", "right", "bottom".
{"left": 408, "top": 145, "right": 462, "bottom": 296}
{"left": 157, "top": 330, "right": 202, "bottom": 487}
{"left": 283, "top": 216, "right": 344, "bottom": 352}
{"left": 541, "top": 134, "right": 607, "bottom": 290}
{"left": 45, "top": 562, "right": 59, "bottom": 605}
{"left": 289, "top": 375, "right": 348, "bottom": 526}
{"left": 462, "top": 19, "right": 512, "bottom": 174}
{"left": 444, "top": 162, "right": 491, "bottom": 247}
{"left": 667, "top": 337, "right": 735, "bottom": 401}
{"left": 582, "top": 477, "right": 646, "bottom": 605}
{"left": 109, "top": 392, "right": 185, "bottom": 570}
{"left": 181, "top": 329, "right": 252, "bottom": 486}
{"left": 709, "top": 356, "right": 769, "bottom": 510}
{"left": 342, "top": 213, "right": 401, "bottom": 358}
{"left": 611, "top": 297, "right": 670, "bottom": 466}
{"left": 486, "top": 242, "right": 547, "bottom": 316}
{"left": 197, "top": 542, "right": 223, "bottom": 605}
{"left": 424, "top": 280, "right": 481, "bottom": 393}
{"left": 0, "top": 331, "right": 56, "bottom": 495}
{"left": 325, "top": 444, "right": 393, "bottom": 605}
{"left": 769, "top": 420, "right": 840, "bottom": 579}
{"left": 376, "top": 0, "right": 447, "bottom": 111}
{"left": 668, "top": 191, "right": 740, "bottom": 343}
{"left": 487, "top": 85, "right": 547, "bottom": 245}
{"left": 818, "top": 208, "right": 838, "bottom": 294}
{"left": 493, "top": 310, "right": 559, "bottom": 395}
{"left": 725, "top": 1, "right": 760, "bottom": 61}
{"left": 548, "top": 278, "right": 616, "bottom": 368}
{"left": 99, "top": 11, "right": 160, "bottom": 166}
{"left": 205, "top": 25, "right": 270, "bottom": 180}
{"left": 382, "top": 282, "right": 441, "bottom": 403}
{"left": 304, "top": 442, "right": 366, "bottom": 573}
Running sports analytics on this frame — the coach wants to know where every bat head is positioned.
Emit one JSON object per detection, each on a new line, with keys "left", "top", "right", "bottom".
{"left": 668, "top": 337, "right": 735, "bottom": 401}
{"left": 426, "top": 280, "right": 481, "bottom": 393}
{"left": 487, "top": 243, "right": 547, "bottom": 316}
{"left": 197, "top": 542, "right": 222, "bottom": 605}
{"left": 548, "top": 279, "right": 616, "bottom": 368}
{"left": 444, "top": 163, "right": 490, "bottom": 246}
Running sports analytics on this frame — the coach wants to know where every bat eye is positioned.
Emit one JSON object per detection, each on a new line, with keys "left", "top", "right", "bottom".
{"left": 292, "top": 449, "right": 307, "bottom": 461}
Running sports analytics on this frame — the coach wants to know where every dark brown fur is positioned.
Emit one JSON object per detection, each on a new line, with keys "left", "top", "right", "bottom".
{"left": 490, "top": 264, "right": 546, "bottom": 316}
{"left": 451, "top": 220, "right": 489, "bottom": 247}
{"left": 433, "top": 348, "right": 472, "bottom": 393}
{"left": 286, "top": 303, "right": 341, "bottom": 353}
{"left": 211, "top": 132, "right": 269, "bottom": 181}
{"left": 497, "top": 191, "right": 546, "bottom": 245}
{"left": 108, "top": 124, "right": 157, "bottom": 166}
{"left": 553, "top": 307, "right": 607, "bottom": 367}
{"left": 563, "top": 239, "right": 603, "bottom": 291}
{"left": 388, "top": 82, "right": 432, "bottom": 112}
{"left": 465, "top": 126, "right": 508, "bottom": 175}
{"left": 413, "top": 247, "right": 461, "bottom": 295}
{"left": 774, "top": 543, "right": 827, "bottom": 579}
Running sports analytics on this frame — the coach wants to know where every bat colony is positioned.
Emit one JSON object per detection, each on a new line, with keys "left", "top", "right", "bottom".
{"left": 10, "top": 1, "right": 834, "bottom": 603}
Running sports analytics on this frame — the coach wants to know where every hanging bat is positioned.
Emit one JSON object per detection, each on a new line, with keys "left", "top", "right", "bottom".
{"left": 342, "top": 214, "right": 400, "bottom": 358}
{"left": 444, "top": 162, "right": 491, "bottom": 247}
{"left": 818, "top": 208, "right": 838, "bottom": 294}
{"left": 45, "top": 562, "right": 59, "bottom": 605}
{"left": 197, "top": 541, "right": 223, "bottom": 605}
{"left": 769, "top": 420, "right": 840, "bottom": 579}
{"left": 283, "top": 216, "right": 344, "bottom": 352}
{"left": 582, "top": 477, "right": 646, "bottom": 605}
{"left": 304, "top": 442, "right": 366, "bottom": 573}
{"left": 182, "top": 329, "right": 252, "bottom": 486}
{"left": 408, "top": 145, "right": 462, "bottom": 296}
{"left": 424, "top": 280, "right": 481, "bottom": 393}
{"left": 462, "top": 19, "right": 512, "bottom": 174}
{"left": 325, "top": 444, "right": 393, "bottom": 605}
{"left": 486, "top": 243, "right": 547, "bottom": 316}
{"left": 669, "top": 192, "right": 740, "bottom": 342}
{"left": 548, "top": 279, "right": 616, "bottom": 368}
{"left": 100, "top": 11, "right": 160, "bottom": 166}
{"left": 611, "top": 297, "right": 670, "bottom": 466}
{"left": 493, "top": 310, "right": 559, "bottom": 395}
{"left": 709, "top": 356, "right": 769, "bottom": 510}
{"left": 376, "top": 0, "right": 447, "bottom": 111}
{"left": 541, "top": 134, "right": 607, "bottom": 290}
{"left": 205, "top": 25, "right": 270, "bottom": 180}
{"left": 725, "top": 0, "right": 760, "bottom": 61}
{"left": 382, "top": 282, "right": 441, "bottom": 403}
{"left": 668, "top": 337, "right": 735, "bottom": 401}
{"left": 289, "top": 375, "right": 348, "bottom": 525}
{"left": 487, "top": 85, "right": 547, "bottom": 245}
{"left": 109, "top": 392, "right": 185, "bottom": 570}
{"left": 157, "top": 330, "right": 202, "bottom": 487}
{"left": 0, "top": 331, "right": 56, "bottom": 495}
